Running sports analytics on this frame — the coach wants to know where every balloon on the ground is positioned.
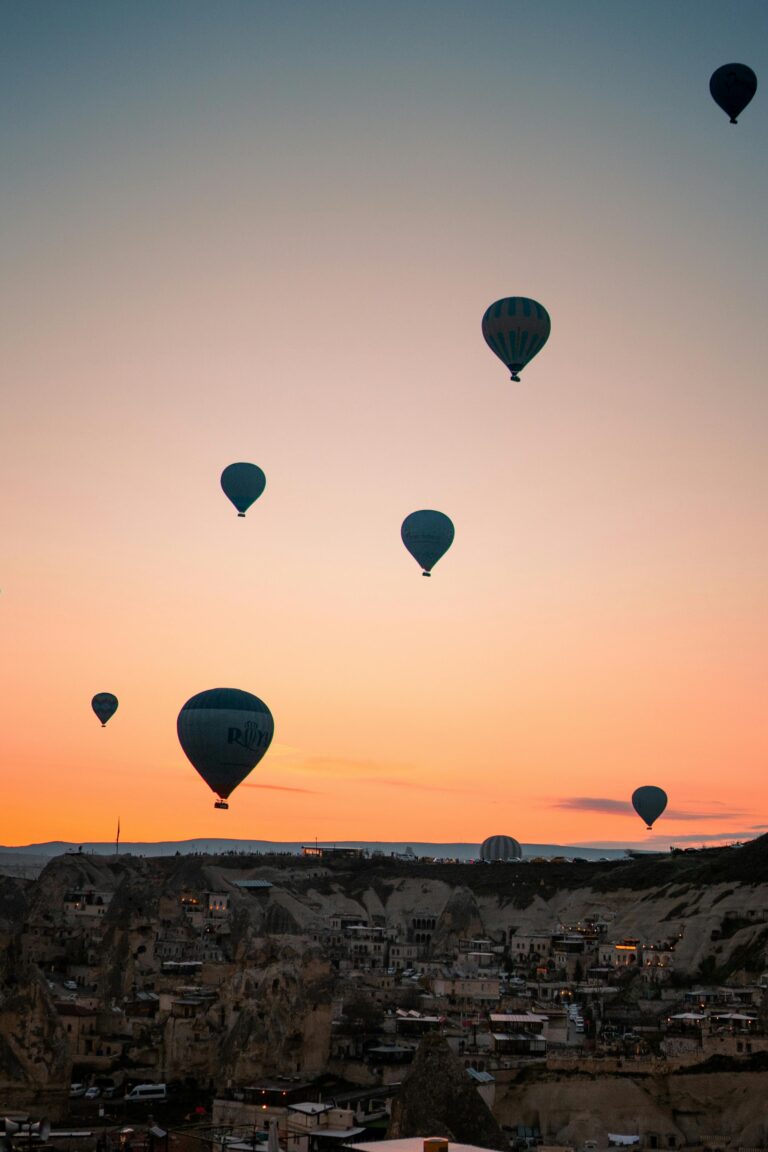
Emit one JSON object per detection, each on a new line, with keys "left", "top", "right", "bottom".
{"left": 709, "top": 64, "right": 757, "bottom": 123}
{"left": 92, "top": 693, "right": 118, "bottom": 728}
{"left": 631, "top": 785, "right": 668, "bottom": 830}
{"left": 482, "top": 297, "right": 551, "bottom": 381}
{"left": 480, "top": 834, "right": 523, "bottom": 862}
{"left": 177, "top": 687, "right": 274, "bottom": 809}
{"left": 401, "top": 510, "right": 455, "bottom": 576}
{"left": 220, "top": 462, "right": 266, "bottom": 516}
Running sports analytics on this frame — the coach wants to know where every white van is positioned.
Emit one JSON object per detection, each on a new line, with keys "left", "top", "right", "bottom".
{"left": 124, "top": 1083, "right": 167, "bottom": 1102}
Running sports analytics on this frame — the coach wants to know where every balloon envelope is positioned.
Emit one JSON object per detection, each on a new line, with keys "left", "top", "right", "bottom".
{"left": 482, "top": 297, "right": 551, "bottom": 381}
{"left": 631, "top": 785, "right": 668, "bottom": 830}
{"left": 177, "top": 687, "right": 274, "bottom": 803}
{"left": 480, "top": 834, "right": 522, "bottom": 862}
{"left": 92, "top": 692, "right": 118, "bottom": 727}
{"left": 709, "top": 64, "right": 757, "bottom": 123}
{"left": 401, "top": 510, "right": 455, "bottom": 575}
{"left": 221, "top": 462, "right": 266, "bottom": 516}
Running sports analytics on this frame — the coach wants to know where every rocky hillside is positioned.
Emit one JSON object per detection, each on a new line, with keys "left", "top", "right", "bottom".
{"left": 2, "top": 838, "right": 768, "bottom": 1125}
{"left": 494, "top": 1061, "right": 768, "bottom": 1147}
{"left": 389, "top": 1033, "right": 507, "bottom": 1148}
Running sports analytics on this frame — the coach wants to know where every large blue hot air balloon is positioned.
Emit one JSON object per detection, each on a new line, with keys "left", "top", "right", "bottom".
{"left": 220, "top": 462, "right": 266, "bottom": 517}
{"left": 177, "top": 688, "right": 274, "bottom": 809}
{"left": 92, "top": 692, "right": 118, "bottom": 728}
{"left": 709, "top": 64, "right": 757, "bottom": 124}
{"left": 401, "top": 510, "right": 454, "bottom": 576}
{"left": 482, "top": 297, "right": 551, "bottom": 381}
{"left": 631, "top": 786, "right": 668, "bottom": 830}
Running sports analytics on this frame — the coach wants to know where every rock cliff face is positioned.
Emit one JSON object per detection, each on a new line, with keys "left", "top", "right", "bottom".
{"left": 218, "top": 937, "right": 333, "bottom": 1081}
{"left": 494, "top": 1065, "right": 768, "bottom": 1148}
{"left": 2, "top": 838, "right": 768, "bottom": 1128}
{"left": 0, "top": 947, "right": 69, "bottom": 1116}
{"left": 389, "top": 1034, "right": 507, "bottom": 1149}
{"left": 430, "top": 886, "right": 484, "bottom": 952}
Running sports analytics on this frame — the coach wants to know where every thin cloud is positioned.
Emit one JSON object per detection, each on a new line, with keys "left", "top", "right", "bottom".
{"left": 663, "top": 830, "right": 755, "bottom": 844}
{"left": 288, "top": 754, "right": 393, "bottom": 779}
{"left": 270, "top": 750, "right": 466, "bottom": 792}
{"left": 557, "top": 797, "right": 632, "bottom": 815}
{"left": 373, "top": 777, "right": 468, "bottom": 793}
{"left": 576, "top": 830, "right": 757, "bottom": 849}
{"left": 241, "top": 782, "right": 315, "bottom": 794}
{"left": 554, "top": 797, "right": 747, "bottom": 821}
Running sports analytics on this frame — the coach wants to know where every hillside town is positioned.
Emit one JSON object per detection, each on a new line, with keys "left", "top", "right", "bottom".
{"left": 2, "top": 841, "right": 768, "bottom": 1152}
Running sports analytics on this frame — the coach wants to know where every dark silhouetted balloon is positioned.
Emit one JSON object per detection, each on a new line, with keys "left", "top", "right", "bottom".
{"left": 631, "top": 785, "right": 668, "bottom": 830}
{"left": 177, "top": 688, "right": 274, "bottom": 809}
{"left": 92, "top": 692, "right": 118, "bottom": 728}
{"left": 401, "top": 510, "right": 455, "bottom": 576}
{"left": 221, "top": 462, "right": 266, "bottom": 516}
{"left": 710, "top": 64, "right": 757, "bottom": 123}
{"left": 482, "top": 297, "right": 551, "bottom": 381}
{"left": 480, "top": 834, "right": 522, "bottom": 862}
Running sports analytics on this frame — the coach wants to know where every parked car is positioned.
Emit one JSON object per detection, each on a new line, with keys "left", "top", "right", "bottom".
{"left": 63, "top": 980, "right": 78, "bottom": 991}
{"left": 70, "top": 1083, "right": 86, "bottom": 1098}
{"left": 125, "top": 1083, "right": 167, "bottom": 1103}
{"left": 84, "top": 1087, "right": 101, "bottom": 1099}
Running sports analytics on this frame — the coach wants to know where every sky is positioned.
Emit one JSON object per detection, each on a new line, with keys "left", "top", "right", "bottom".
{"left": 1, "top": 0, "right": 767, "bottom": 851}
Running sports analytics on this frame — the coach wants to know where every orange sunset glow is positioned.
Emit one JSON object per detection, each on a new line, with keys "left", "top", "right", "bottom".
{"left": 1, "top": 2, "right": 767, "bottom": 853}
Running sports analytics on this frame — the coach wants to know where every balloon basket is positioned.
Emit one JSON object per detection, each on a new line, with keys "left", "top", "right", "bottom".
{"left": 214, "top": 800, "right": 229, "bottom": 810}
{"left": 237, "top": 512, "right": 246, "bottom": 517}
{"left": 422, "top": 571, "right": 431, "bottom": 577}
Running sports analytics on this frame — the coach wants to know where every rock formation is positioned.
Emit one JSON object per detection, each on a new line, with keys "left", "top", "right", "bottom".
{"left": 388, "top": 1033, "right": 507, "bottom": 1148}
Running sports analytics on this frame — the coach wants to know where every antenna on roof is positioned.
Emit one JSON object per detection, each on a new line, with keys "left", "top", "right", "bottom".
{"left": 116, "top": 817, "right": 121, "bottom": 857}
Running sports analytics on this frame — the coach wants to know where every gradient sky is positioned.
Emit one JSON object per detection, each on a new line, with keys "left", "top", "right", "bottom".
{"left": 1, "top": 0, "right": 767, "bottom": 850}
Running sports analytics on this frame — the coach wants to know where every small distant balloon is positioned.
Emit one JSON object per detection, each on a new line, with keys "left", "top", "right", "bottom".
{"left": 92, "top": 693, "right": 118, "bottom": 728}
{"left": 482, "top": 297, "right": 551, "bottom": 381}
{"left": 631, "top": 785, "right": 668, "bottom": 830}
{"left": 401, "top": 510, "right": 454, "bottom": 576}
{"left": 220, "top": 462, "right": 266, "bottom": 517}
{"left": 177, "top": 687, "right": 274, "bottom": 809}
{"left": 709, "top": 64, "right": 757, "bottom": 123}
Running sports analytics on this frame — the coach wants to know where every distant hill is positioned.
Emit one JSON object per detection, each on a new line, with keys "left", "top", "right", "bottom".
{"left": 0, "top": 837, "right": 630, "bottom": 861}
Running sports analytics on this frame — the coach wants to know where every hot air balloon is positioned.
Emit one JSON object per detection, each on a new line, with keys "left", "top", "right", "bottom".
{"left": 177, "top": 688, "right": 274, "bottom": 809}
{"left": 480, "top": 834, "right": 523, "bottom": 862}
{"left": 220, "top": 462, "right": 266, "bottom": 517}
{"left": 631, "top": 785, "right": 668, "bottom": 830}
{"left": 92, "top": 692, "right": 118, "bottom": 728}
{"left": 482, "top": 297, "right": 551, "bottom": 381}
{"left": 710, "top": 63, "right": 757, "bottom": 123}
{"left": 401, "top": 510, "right": 454, "bottom": 576}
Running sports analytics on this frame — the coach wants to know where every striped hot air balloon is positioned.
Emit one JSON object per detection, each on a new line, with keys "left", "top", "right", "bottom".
{"left": 482, "top": 297, "right": 551, "bottom": 381}
{"left": 480, "top": 834, "right": 522, "bottom": 862}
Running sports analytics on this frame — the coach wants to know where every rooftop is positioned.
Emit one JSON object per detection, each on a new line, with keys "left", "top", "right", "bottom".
{"left": 348, "top": 1141, "right": 502, "bottom": 1152}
